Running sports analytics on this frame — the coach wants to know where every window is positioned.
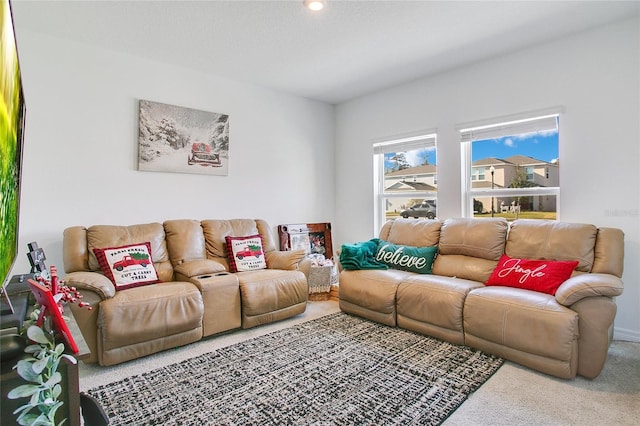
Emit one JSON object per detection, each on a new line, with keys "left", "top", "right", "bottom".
{"left": 460, "top": 111, "right": 560, "bottom": 220}
{"left": 373, "top": 132, "right": 437, "bottom": 231}
{"left": 525, "top": 166, "right": 534, "bottom": 182}
{"left": 471, "top": 167, "right": 485, "bottom": 181}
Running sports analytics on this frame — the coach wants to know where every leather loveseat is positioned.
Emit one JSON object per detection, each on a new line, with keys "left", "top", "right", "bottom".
{"left": 63, "top": 219, "right": 308, "bottom": 366}
{"left": 339, "top": 218, "right": 624, "bottom": 379}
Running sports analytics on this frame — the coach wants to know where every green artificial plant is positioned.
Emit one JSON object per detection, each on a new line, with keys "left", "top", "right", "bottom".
{"left": 7, "top": 318, "right": 77, "bottom": 426}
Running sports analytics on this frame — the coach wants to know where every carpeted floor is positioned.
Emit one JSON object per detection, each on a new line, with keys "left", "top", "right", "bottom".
{"left": 86, "top": 312, "right": 503, "bottom": 425}
{"left": 79, "top": 301, "right": 640, "bottom": 425}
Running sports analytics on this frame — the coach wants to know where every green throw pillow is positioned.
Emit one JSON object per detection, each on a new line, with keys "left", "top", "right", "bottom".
{"left": 376, "top": 240, "right": 438, "bottom": 274}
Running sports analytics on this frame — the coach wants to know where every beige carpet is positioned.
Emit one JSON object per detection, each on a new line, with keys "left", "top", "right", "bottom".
{"left": 79, "top": 301, "right": 640, "bottom": 425}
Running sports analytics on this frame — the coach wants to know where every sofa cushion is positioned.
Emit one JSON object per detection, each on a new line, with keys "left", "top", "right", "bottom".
{"left": 432, "top": 218, "right": 508, "bottom": 283}
{"left": 438, "top": 217, "right": 508, "bottom": 261}
{"left": 202, "top": 219, "right": 261, "bottom": 258}
{"left": 86, "top": 223, "right": 173, "bottom": 282}
{"left": 265, "top": 249, "right": 307, "bottom": 270}
{"left": 93, "top": 242, "right": 160, "bottom": 290}
{"left": 506, "top": 219, "right": 597, "bottom": 272}
{"left": 379, "top": 218, "right": 442, "bottom": 247}
{"left": 236, "top": 269, "right": 308, "bottom": 328}
{"left": 397, "top": 275, "right": 483, "bottom": 344}
{"left": 164, "top": 219, "right": 207, "bottom": 266}
{"left": 225, "top": 235, "right": 267, "bottom": 272}
{"left": 486, "top": 254, "right": 579, "bottom": 295}
{"left": 173, "top": 259, "right": 227, "bottom": 278}
{"left": 464, "top": 286, "right": 579, "bottom": 363}
{"left": 98, "top": 281, "right": 203, "bottom": 352}
{"left": 432, "top": 255, "right": 499, "bottom": 284}
{"left": 376, "top": 240, "right": 437, "bottom": 274}
{"left": 339, "top": 269, "right": 413, "bottom": 327}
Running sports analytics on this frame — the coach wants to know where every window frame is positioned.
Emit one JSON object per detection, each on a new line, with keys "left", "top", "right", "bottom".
{"left": 373, "top": 130, "right": 438, "bottom": 233}
{"left": 459, "top": 110, "right": 562, "bottom": 218}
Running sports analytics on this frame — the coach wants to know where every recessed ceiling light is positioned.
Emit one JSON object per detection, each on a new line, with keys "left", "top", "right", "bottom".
{"left": 304, "top": 0, "right": 326, "bottom": 12}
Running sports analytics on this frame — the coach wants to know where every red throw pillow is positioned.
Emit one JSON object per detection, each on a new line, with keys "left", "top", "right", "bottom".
{"left": 93, "top": 242, "right": 160, "bottom": 290}
{"left": 486, "top": 254, "right": 578, "bottom": 295}
{"left": 225, "top": 235, "right": 267, "bottom": 272}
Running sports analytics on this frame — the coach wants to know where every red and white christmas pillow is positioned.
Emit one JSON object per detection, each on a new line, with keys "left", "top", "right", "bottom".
{"left": 225, "top": 235, "right": 267, "bottom": 272}
{"left": 486, "top": 254, "right": 578, "bottom": 295}
{"left": 93, "top": 242, "right": 160, "bottom": 290}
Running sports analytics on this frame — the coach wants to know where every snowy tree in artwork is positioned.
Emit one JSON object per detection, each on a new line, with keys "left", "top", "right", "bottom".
{"left": 138, "top": 100, "right": 230, "bottom": 176}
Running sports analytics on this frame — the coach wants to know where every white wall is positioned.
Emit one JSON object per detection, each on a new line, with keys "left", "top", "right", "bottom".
{"left": 10, "top": 15, "right": 640, "bottom": 341}
{"left": 12, "top": 30, "right": 335, "bottom": 276}
{"left": 335, "top": 18, "right": 640, "bottom": 341}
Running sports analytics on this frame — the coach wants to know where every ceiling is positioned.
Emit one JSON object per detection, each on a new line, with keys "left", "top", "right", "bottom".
{"left": 11, "top": 0, "right": 640, "bottom": 104}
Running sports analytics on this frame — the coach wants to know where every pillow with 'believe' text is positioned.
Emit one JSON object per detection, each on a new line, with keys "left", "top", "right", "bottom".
{"left": 375, "top": 240, "right": 437, "bottom": 274}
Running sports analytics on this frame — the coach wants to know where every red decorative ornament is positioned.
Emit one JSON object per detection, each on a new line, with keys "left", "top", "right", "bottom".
{"left": 37, "top": 266, "right": 93, "bottom": 312}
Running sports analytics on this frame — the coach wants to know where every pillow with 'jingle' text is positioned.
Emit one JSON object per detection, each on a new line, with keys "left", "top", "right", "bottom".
{"left": 486, "top": 254, "right": 578, "bottom": 295}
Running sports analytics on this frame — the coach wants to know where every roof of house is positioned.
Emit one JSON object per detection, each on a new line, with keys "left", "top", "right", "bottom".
{"left": 472, "top": 155, "right": 553, "bottom": 167}
{"left": 471, "top": 157, "right": 510, "bottom": 167}
{"left": 385, "top": 164, "right": 437, "bottom": 177}
{"left": 385, "top": 181, "right": 437, "bottom": 191}
{"left": 503, "top": 155, "right": 551, "bottom": 166}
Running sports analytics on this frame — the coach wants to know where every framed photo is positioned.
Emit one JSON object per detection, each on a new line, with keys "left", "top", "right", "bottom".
{"left": 278, "top": 223, "right": 333, "bottom": 260}
{"left": 27, "top": 241, "right": 47, "bottom": 274}
{"left": 138, "top": 100, "right": 229, "bottom": 176}
{"left": 289, "top": 232, "right": 311, "bottom": 254}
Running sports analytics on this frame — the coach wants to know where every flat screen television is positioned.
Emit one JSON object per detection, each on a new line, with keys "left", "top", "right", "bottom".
{"left": 0, "top": 0, "right": 26, "bottom": 292}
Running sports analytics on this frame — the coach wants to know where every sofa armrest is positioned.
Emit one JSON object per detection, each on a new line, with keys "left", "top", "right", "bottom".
{"left": 555, "top": 273, "right": 623, "bottom": 306}
{"left": 63, "top": 271, "right": 116, "bottom": 299}
{"left": 174, "top": 259, "right": 227, "bottom": 278}
{"left": 266, "top": 250, "right": 307, "bottom": 271}
{"left": 298, "top": 258, "right": 313, "bottom": 278}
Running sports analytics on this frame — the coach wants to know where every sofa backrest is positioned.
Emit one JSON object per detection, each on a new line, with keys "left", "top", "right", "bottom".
{"left": 63, "top": 223, "right": 174, "bottom": 282}
{"left": 378, "top": 218, "right": 442, "bottom": 247}
{"left": 374, "top": 217, "right": 624, "bottom": 281}
{"left": 165, "top": 218, "right": 279, "bottom": 272}
{"left": 592, "top": 227, "right": 624, "bottom": 277}
{"left": 64, "top": 219, "right": 283, "bottom": 279}
{"left": 433, "top": 218, "right": 508, "bottom": 283}
{"left": 506, "top": 219, "right": 624, "bottom": 277}
{"left": 164, "top": 219, "right": 207, "bottom": 266}
{"left": 506, "top": 219, "right": 596, "bottom": 272}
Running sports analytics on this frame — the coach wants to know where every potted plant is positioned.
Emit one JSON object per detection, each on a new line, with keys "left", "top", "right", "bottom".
{"left": 7, "top": 267, "right": 91, "bottom": 426}
{"left": 7, "top": 320, "right": 77, "bottom": 425}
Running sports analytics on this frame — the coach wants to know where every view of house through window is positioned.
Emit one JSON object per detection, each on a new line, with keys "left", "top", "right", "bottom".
{"left": 373, "top": 133, "right": 437, "bottom": 231}
{"left": 461, "top": 113, "right": 560, "bottom": 220}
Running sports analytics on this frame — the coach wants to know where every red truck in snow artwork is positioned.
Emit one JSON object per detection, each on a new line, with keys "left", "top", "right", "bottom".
{"left": 113, "top": 254, "right": 151, "bottom": 271}
{"left": 188, "top": 142, "right": 222, "bottom": 167}
{"left": 235, "top": 245, "right": 263, "bottom": 260}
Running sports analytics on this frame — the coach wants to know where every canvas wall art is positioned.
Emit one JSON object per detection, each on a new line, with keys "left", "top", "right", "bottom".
{"left": 138, "top": 100, "right": 229, "bottom": 176}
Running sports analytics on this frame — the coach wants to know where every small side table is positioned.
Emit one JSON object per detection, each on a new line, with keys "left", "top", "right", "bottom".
{"left": 308, "top": 266, "right": 339, "bottom": 301}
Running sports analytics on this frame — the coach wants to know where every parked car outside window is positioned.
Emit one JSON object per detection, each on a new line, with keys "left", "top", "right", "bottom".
{"left": 400, "top": 200, "right": 436, "bottom": 219}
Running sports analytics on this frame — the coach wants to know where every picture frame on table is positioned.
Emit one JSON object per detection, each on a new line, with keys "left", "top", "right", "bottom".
{"left": 278, "top": 222, "right": 333, "bottom": 260}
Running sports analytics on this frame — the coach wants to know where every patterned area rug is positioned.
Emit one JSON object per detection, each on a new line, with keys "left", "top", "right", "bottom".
{"left": 87, "top": 312, "right": 503, "bottom": 425}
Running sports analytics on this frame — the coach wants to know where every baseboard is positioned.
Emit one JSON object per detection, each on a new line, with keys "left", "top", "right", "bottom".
{"left": 613, "top": 326, "right": 640, "bottom": 342}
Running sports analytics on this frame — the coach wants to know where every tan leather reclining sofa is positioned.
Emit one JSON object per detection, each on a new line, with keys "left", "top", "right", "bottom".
{"left": 339, "top": 218, "right": 624, "bottom": 379}
{"left": 63, "top": 219, "right": 308, "bottom": 366}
